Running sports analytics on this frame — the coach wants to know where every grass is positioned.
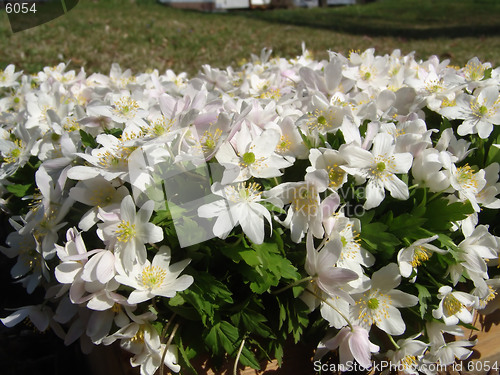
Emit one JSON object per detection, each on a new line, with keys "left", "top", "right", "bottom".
{"left": 0, "top": 0, "right": 500, "bottom": 76}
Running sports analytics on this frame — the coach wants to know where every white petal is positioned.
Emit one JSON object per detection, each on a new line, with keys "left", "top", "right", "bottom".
{"left": 384, "top": 174, "right": 409, "bottom": 200}
{"left": 377, "top": 306, "right": 406, "bottom": 335}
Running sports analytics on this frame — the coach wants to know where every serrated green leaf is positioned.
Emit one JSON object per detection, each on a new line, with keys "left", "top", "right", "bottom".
{"left": 231, "top": 309, "right": 275, "bottom": 339}
{"left": 182, "top": 272, "right": 233, "bottom": 326}
{"left": 176, "top": 335, "right": 198, "bottom": 375}
{"left": 204, "top": 321, "right": 259, "bottom": 369}
{"left": 414, "top": 283, "right": 431, "bottom": 319}
{"left": 79, "top": 129, "right": 98, "bottom": 148}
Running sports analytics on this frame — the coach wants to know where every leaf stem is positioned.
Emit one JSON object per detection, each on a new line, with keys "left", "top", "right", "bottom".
{"left": 271, "top": 276, "right": 313, "bottom": 294}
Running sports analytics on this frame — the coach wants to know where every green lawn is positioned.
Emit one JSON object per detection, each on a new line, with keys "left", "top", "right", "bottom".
{"left": 1, "top": 0, "right": 499, "bottom": 76}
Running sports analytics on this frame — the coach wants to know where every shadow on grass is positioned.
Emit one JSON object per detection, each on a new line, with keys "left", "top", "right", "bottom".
{"left": 231, "top": 7, "right": 500, "bottom": 39}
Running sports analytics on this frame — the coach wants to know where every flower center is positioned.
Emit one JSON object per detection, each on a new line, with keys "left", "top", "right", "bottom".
{"left": 326, "top": 165, "right": 345, "bottom": 188}
{"left": 410, "top": 246, "right": 432, "bottom": 267}
{"left": 114, "top": 97, "right": 139, "bottom": 119}
{"left": 456, "top": 164, "right": 479, "bottom": 190}
{"left": 443, "top": 294, "right": 463, "bottom": 316}
{"left": 242, "top": 152, "right": 256, "bottom": 165}
{"left": 401, "top": 355, "right": 417, "bottom": 370}
{"left": 141, "top": 265, "right": 167, "bottom": 289}
{"left": 376, "top": 162, "right": 386, "bottom": 172}
{"left": 116, "top": 220, "right": 136, "bottom": 242}
{"left": 225, "top": 182, "right": 262, "bottom": 203}
{"left": 367, "top": 297, "right": 379, "bottom": 309}
{"left": 341, "top": 236, "right": 348, "bottom": 247}
{"left": 131, "top": 328, "right": 144, "bottom": 343}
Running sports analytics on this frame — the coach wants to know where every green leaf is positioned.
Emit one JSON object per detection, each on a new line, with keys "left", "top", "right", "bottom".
{"left": 204, "top": 321, "right": 260, "bottom": 369}
{"left": 79, "top": 129, "right": 98, "bottom": 148}
{"left": 361, "top": 221, "right": 401, "bottom": 258}
{"left": 181, "top": 272, "right": 233, "bottom": 326}
{"left": 414, "top": 283, "right": 431, "bottom": 319}
{"left": 231, "top": 309, "right": 275, "bottom": 339}
{"left": 176, "top": 335, "right": 198, "bottom": 375}
{"left": 388, "top": 213, "right": 428, "bottom": 239}
{"left": 483, "top": 68, "right": 492, "bottom": 80}
{"left": 6, "top": 183, "right": 32, "bottom": 197}
{"left": 297, "top": 126, "right": 313, "bottom": 149}
{"left": 423, "top": 198, "right": 474, "bottom": 231}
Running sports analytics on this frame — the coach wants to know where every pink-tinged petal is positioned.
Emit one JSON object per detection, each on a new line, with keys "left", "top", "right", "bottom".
{"left": 372, "top": 133, "right": 395, "bottom": 157}
{"left": 364, "top": 180, "right": 385, "bottom": 210}
{"left": 128, "top": 290, "right": 153, "bottom": 304}
{"left": 339, "top": 337, "right": 355, "bottom": 366}
{"left": 317, "top": 268, "right": 358, "bottom": 297}
{"left": 376, "top": 306, "right": 406, "bottom": 335}
{"left": 1, "top": 308, "right": 30, "bottom": 327}
{"left": 349, "top": 327, "right": 375, "bottom": 368}
{"left": 384, "top": 174, "right": 409, "bottom": 200}
{"left": 324, "top": 326, "right": 350, "bottom": 350}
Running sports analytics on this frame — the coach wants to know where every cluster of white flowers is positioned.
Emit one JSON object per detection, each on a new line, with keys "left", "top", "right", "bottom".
{"left": 1, "top": 47, "right": 500, "bottom": 374}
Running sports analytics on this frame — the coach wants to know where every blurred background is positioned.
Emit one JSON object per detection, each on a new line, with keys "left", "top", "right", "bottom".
{"left": 1, "top": 0, "right": 499, "bottom": 76}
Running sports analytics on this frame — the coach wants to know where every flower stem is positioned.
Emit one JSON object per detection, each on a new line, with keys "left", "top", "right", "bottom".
{"left": 304, "top": 288, "right": 354, "bottom": 331}
{"left": 233, "top": 336, "right": 246, "bottom": 375}
{"left": 271, "top": 276, "right": 313, "bottom": 294}
{"left": 160, "top": 323, "right": 180, "bottom": 375}
{"left": 387, "top": 332, "right": 400, "bottom": 350}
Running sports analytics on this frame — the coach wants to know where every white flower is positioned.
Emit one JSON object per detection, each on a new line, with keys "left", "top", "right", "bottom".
{"left": 397, "top": 235, "right": 446, "bottom": 279}
{"left": 305, "top": 233, "right": 358, "bottom": 300}
{"left": 351, "top": 263, "right": 418, "bottom": 335}
{"left": 432, "top": 286, "right": 476, "bottom": 325}
{"left": 342, "top": 133, "right": 413, "bottom": 209}
{"left": 265, "top": 170, "right": 330, "bottom": 242}
{"left": 385, "top": 335, "right": 429, "bottom": 375}
{"left": 115, "top": 245, "right": 193, "bottom": 304}
{"left": 197, "top": 181, "right": 272, "bottom": 244}
{"left": 316, "top": 325, "right": 379, "bottom": 369}
{"left": 97, "top": 195, "right": 163, "bottom": 270}
{"left": 215, "top": 126, "right": 292, "bottom": 183}
{"left": 69, "top": 176, "right": 129, "bottom": 231}
{"left": 441, "top": 86, "right": 500, "bottom": 138}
